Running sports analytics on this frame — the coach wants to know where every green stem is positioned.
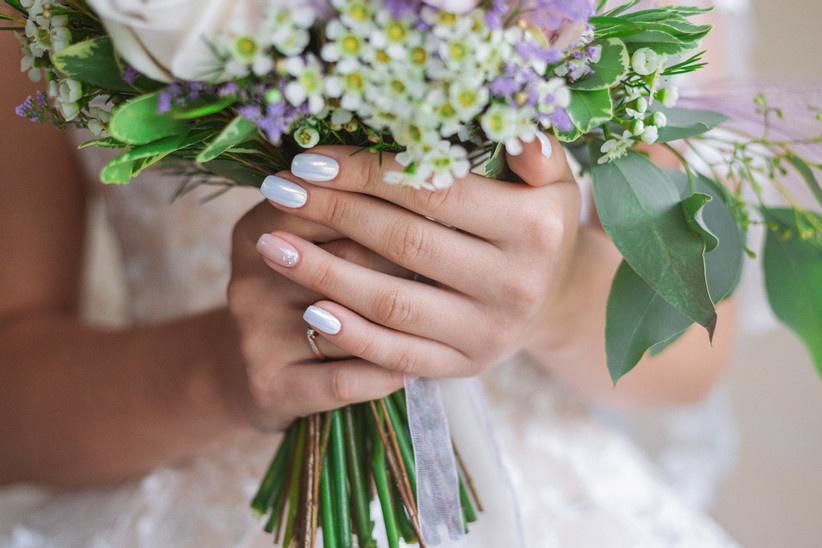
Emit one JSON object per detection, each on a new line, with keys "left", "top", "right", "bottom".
{"left": 329, "top": 409, "right": 353, "bottom": 548}
{"left": 283, "top": 419, "right": 307, "bottom": 546}
{"left": 251, "top": 428, "right": 295, "bottom": 515}
{"left": 459, "top": 477, "right": 478, "bottom": 524}
{"left": 383, "top": 396, "right": 416, "bottom": 493}
{"left": 370, "top": 417, "right": 400, "bottom": 548}
{"left": 391, "top": 481, "right": 418, "bottom": 544}
{"left": 319, "top": 453, "right": 338, "bottom": 548}
{"left": 344, "top": 407, "right": 375, "bottom": 548}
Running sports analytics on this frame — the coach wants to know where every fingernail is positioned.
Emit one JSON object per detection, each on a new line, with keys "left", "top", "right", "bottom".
{"left": 256, "top": 234, "right": 299, "bottom": 267}
{"left": 260, "top": 175, "right": 307, "bottom": 208}
{"left": 291, "top": 153, "right": 339, "bottom": 182}
{"left": 536, "top": 131, "right": 553, "bottom": 159}
{"left": 303, "top": 305, "right": 342, "bottom": 335}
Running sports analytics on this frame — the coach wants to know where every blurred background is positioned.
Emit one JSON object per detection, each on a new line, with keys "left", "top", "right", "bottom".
{"left": 708, "top": 1, "right": 822, "bottom": 546}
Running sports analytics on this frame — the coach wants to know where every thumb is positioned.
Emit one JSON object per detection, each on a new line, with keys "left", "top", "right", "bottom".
{"left": 505, "top": 131, "right": 573, "bottom": 187}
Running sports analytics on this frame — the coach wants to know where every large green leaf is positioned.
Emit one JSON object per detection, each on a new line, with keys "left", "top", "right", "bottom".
{"left": 567, "top": 89, "right": 613, "bottom": 133}
{"left": 762, "top": 208, "right": 822, "bottom": 373}
{"left": 51, "top": 36, "right": 133, "bottom": 92}
{"left": 109, "top": 92, "right": 190, "bottom": 145}
{"left": 570, "top": 39, "right": 629, "bottom": 91}
{"left": 785, "top": 154, "right": 822, "bottom": 207}
{"left": 606, "top": 173, "right": 744, "bottom": 380}
{"left": 593, "top": 151, "right": 716, "bottom": 331}
{"left": 196, "top": 116, "right": 258, "bottom": 164}
{"left": 655, "top": 106, "right": 728, "bottom": 142}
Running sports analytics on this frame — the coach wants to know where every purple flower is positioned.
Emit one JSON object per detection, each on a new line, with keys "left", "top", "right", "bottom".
{"left": 550, "top": 108, "right": 574, "bottom": 132}
{"left": 122, "top": 65, "right": 139, "bottom": 85}
{"left": 15, "top": 92, "right": 50, "bottom": 123}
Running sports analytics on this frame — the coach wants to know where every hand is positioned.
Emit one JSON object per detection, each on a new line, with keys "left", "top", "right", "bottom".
{"left": 226, "top": 204, "right": 406, "bottom": 431}
{"left": 256, "top": 135, "right": 581, "bottom": 377}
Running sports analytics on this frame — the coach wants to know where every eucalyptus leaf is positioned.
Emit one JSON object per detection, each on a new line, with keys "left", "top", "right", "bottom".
{"left": 51, "top": 36, "right": 133, "bottom": 92}
{"left": 197, "top": 116, "right": 258, "bottom": 164}
{"left": 762, "top": 208, "right": 822, "bottom": 373}
{"left": 570, "top": 39, "right": 629, "bottom": 91}
{"left": 681, "top": 192, "right": 718, "bottom": 252}
{"left": 606, "top": 173, "right": 744, "bottom": 380}
{"left": 592, "top": 151, "right": 716, "bottom": 331}
{"left": 109, "top": 93, "right": 190, "bottom": 145}
{"left": 620, "top": 29, "right": 699, "bottom": 55}
{"left": 655, "top": 106, "right": 728, "bottom": 142}
{"left": 567, "top": 89, "right": 613, "bottom": 133}
{"left": 785, "top": 154, "right": 822, "bottom": 207}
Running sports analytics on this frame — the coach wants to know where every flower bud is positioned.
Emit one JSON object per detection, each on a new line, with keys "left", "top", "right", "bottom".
{"left": 640, "top": 125, "right": 659, "bottom": 144}
{"left": 653, "top": 111, "right": 668, "bottom": 127}
{"left": 631, "top": 48, "right": 660, "bottom": 76}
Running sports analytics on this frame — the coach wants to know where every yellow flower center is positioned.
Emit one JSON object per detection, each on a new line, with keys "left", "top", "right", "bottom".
{"left": 375, "top": 49, "right": 390, "bottom": 64}
{"left": 386, "top": 21, "right": 406, "bottom": 42}
{"left": 410, "top": 47, "right": 426, "bottom": 65}
{"left": 457, "top": 90, "right": 475, "bottom": 108}
{"left": 341, "top": 35, "right": 360, "bottom": 55}
{"left": 448, "top": 42, "right": 467, "bottom": 61}
{"left": 349, "top": 3, "right": 369, "bottom": 21}
{"left": 235, "top": 37, "right": 257, "bottom": 58}
{"left": 345, "top": 72, "right": 364, "bottom": 90}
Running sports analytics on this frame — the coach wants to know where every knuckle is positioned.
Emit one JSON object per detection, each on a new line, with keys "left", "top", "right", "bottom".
{"left": 499, "top": 275, "right": 542, "bottom": 312}
{"left": 309, "top": 261, "right": 337, "bottom": 294}
{"left": 391, "top": 348, "right": 419, "bottom": 375}
{"left": 247, "top": 366, "right": 283, "bottom": 411}
{"left": 322, "top": 193, "right": 351, "bottom": 227}
{"left": 387, "top": 222, "right": 429, "bottom": 264}
{"left": 522, "top": 206, "right": 564, "bottom": 251}
{"left": 330, "top": 367, "right": 357, "bottom": 404}
{"left": 372, "top": 287, "right": 413, "bottom": 326}
{"left": 414, "top": 185, "right": 454, "bottom": 215}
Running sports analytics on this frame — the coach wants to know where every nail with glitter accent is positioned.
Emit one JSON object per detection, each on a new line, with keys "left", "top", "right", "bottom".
{"left": 256, "top": 234, "right": 300, "bottom": 267}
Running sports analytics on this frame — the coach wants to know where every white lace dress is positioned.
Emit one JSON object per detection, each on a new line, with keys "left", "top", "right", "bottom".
{"left": 0, "top": 143, "right": 739, "bottom": 547}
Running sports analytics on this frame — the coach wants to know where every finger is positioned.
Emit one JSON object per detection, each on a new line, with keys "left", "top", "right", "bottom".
{"left": 255, "top": 231, "right": 479, "bottom": 348}
{"left": 286, "top": 147, "right": 531, "bottom": 240}
{"left": 260, "top": 175, "right": 499, "bottom": 293}
{"left": 278, "top": 359, "right": 405, "bottom": 417}
{"left": 318, "top": 239, "right": 410, "bottom": 279}
{"left": 304, "top": 301, "right": 477, "bottom": 377}
{"left": 505, "top": 131, "right": 574, "bottom": 187}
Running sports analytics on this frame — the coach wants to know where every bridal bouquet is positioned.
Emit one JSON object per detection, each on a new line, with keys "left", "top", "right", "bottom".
{"left": 5, "top": 0, "right": 821, "bottom": 545}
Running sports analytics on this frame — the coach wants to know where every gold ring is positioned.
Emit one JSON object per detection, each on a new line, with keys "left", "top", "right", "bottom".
{"left": 306, "top": 327, "right": 326, "bottom": 360}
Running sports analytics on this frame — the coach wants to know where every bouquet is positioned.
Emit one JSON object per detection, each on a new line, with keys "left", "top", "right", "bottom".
{"left": 4, "top": 0, "right": 820, "bottom": 545}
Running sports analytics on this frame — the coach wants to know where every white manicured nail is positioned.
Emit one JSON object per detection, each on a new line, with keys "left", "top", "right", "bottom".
{"left": 536, "top": 131, "right": 553, "bottom": 159}
{"left": 256, "top": 234, "right": 299, "bottom": 267}
{"left": 303, "top": 305, "right": 342, "bottom": 335}
{"left": 291, "top": 153, "right": 339, "bottom": 182}
{"left": 260, "top": 175, "right": 307, "bottom": 208}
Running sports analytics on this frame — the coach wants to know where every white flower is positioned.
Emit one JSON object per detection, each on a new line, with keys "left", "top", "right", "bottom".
{"left": 653, "top": 111, "right": 668, "bottom": 128}
{"left": 631, "top": 48, "right": 662, "bottom": 76}
{"left": 598, "top": 131, "right": 635, "bottom": 164}
{"left": 421, "top": 140, "right": 470, "bottom": 189}
{"left": 324, "top": 69, "right": 366, "bottom": 111}
{"left": 58, "top": 79, "right": 82, "bottom": 104}
{"left": 332, "top": 0, "right": 375, "bottom": 32}
{"left": 481, "top": 103, "right": 525, "bottom": 155}
{"left": 658, "top": 86, "right": 679, "bottom": 108}
{"left": 640, "top": 125, "right": 659, "bottom": 144}
{"left": 294, "top": 125, "right": 321, "bottom": 148}
{"left": 422, "top": 0, "right": 480, "bottom": 15}
{"left": 449, "top": 79, "right": 489, "bottom": 122}
{"left": 86, "top": 106, "right": 111, "bottom": 136}
{"left": 86, "top": 0, "right": 303, "bottom": 82}
{"left": 321, "top": 20, "right": 369, "bottom": 73}
{"left": 284, "top": 55, "right": 326, "bottom": 114}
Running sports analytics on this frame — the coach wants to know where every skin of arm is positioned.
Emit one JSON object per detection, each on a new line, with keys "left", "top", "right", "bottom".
{"left": 0, "top": 31, "right": 248, "bottom": 487}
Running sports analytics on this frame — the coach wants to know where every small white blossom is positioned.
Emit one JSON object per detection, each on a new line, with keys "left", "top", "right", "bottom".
{"left": 294, "top": 125, "right": 321, "bottom": 148}
{"left": 640, "top": 125, "right": 659, "bottom": 144}
{"left": 598, "top": 131, "right": 635, "bottom": 164}
{"left": 631, "top": 48, "right": 661, "bottom": 76}
{"left": 284, "top": 55, "right": 326, "bottom": 114}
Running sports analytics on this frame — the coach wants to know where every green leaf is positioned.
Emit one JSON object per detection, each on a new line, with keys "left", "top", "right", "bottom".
{"left": 196, "top": 116, "right": 258, "bottom": 164}
{"left": 762, "top": 208, "right": 822, "bottom": 373}
{"left": 172, "top": 96, "right": 236, "bottom": 120}
{"left": 681, "top": 192, "right": 718, "bottom": 252}
{"left": 593, "top": 151, "right": 716, "bottom": 331}
{"left": 620, "top": 29, "right": 699, "bottom": 55}
{"left": 109, "top": 93, "right": 190, "bottom": 145}
{"left": 567, "top": 89, "right": 613, "bottom": 133}
{"left": 554, "top": 123, "right": 582, "bottom": 143}
{"left": 484, "top": 143, "right": 506, "bottom": 179}
{"left": 99, "top": 158, "right": 134, "bottom": 184}
{"left": 51, "top": 36, "right": 133, "bottom": 92}
{"left": 785, "top": 154, "right": 822, "bottom": 207}
{"left": 201, "top": 159, "right": 267, "bottom": 187}
{"left": 655, "top": 106, "right": 728, "bottom": 142}
{"left": 606, "top": 173, "right": 744, "bottom": 379}
{"left": 77, "top": 136, "right": 125, "bottom": 150}
{"left": 570, "top": 39, "right": 629, "bottom": 91}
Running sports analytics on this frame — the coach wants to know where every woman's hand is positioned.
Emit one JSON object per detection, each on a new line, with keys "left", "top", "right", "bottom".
{"left": 255, "top": 135, "right": 580, "bottom": 378}
{"left": 226, "top": 204, "right": 407, "bottom": 431}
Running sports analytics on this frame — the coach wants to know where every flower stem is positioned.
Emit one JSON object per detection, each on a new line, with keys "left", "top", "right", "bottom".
{"left": 283, "top": 419, "right": 307, "bottom": 546}
{"left": 344, "top": 406, "right": 376, "bottom": 547}
{"left": 369, "top": 413, "right": 401, "bottom": 548}
{"left": 251, "top": 427, "right": 295, "bottom": 515}
{"left": 329, "top": 409, "right": 353, "bottom": 548}
{"left": 319, "top": 452, "right": 338, "bottom": 548}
